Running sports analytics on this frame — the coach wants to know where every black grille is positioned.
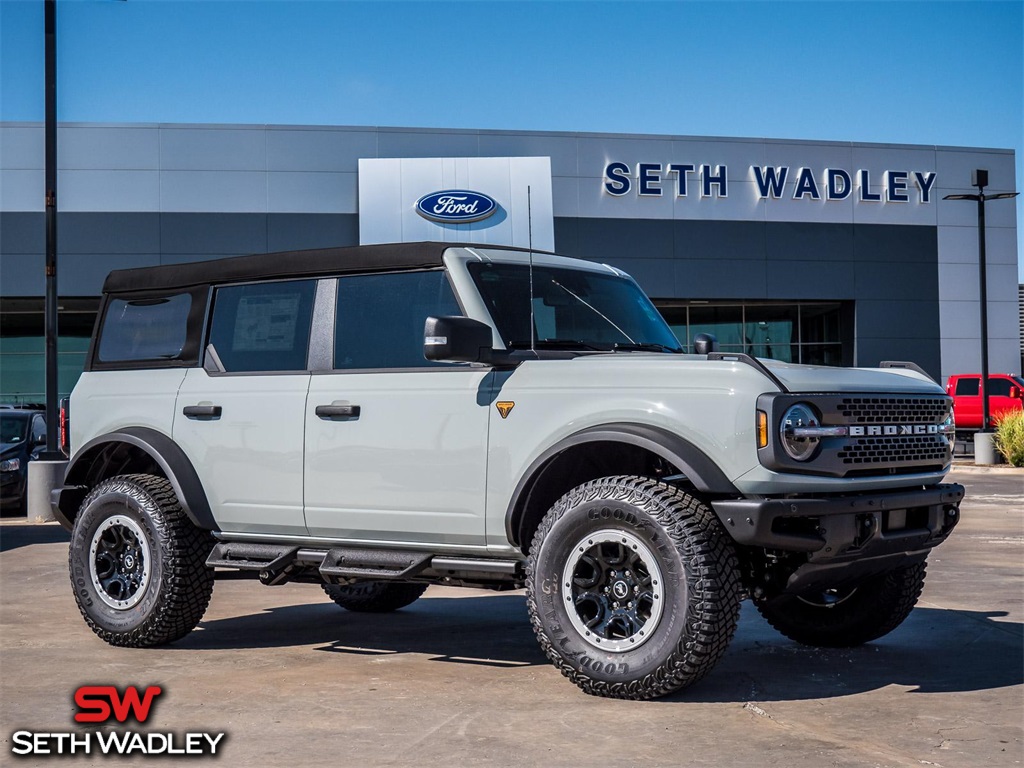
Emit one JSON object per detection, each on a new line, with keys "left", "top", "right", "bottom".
{"left": 836, "top": 435, "right": 949, "bottom": 465}
{"left": 837, "top": 396, "right": 950, "bottom": 424}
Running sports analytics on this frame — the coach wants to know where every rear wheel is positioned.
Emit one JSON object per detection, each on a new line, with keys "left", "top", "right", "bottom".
{"left": 755, "top": 561, "right": 927, "bottom": 647}
{"left": 68, "top": 474, "right": 215, "bottom": 647}
{"left": 322, "top": 581, "right": 427, "bottom": 613}
{"left": 526, "top": 475, "right": 742, "bottom": 700}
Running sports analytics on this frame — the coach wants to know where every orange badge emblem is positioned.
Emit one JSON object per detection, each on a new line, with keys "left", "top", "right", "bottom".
{"left": 496, "top": 401, "right": 515, "bottom": 419}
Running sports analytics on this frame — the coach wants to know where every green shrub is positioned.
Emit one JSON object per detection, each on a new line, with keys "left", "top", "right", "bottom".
{"left": 993, "top": 411, "right": 1024, "bottom": 467}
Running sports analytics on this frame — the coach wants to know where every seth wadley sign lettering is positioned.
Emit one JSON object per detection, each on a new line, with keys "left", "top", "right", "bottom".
{"left": 603, "top": 162, "right": 937, "bottom": 203}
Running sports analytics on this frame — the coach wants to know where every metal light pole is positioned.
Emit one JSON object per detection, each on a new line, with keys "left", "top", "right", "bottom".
{"left": 42, "top": 0, "right": 60, "bottom": 459}
{"left": 943, "top": 170, "right": 1019, "bottom": 459}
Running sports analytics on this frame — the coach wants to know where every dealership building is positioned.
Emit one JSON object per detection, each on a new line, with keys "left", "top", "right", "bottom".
{"left": 0, "top": 122, "right": 1019, "bottom": 400}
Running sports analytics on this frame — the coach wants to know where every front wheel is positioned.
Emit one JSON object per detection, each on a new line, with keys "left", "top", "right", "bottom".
{"left": 68, "top": 474, "right": 215, "bottom": 647}
{"left": 526, "top": 476, "right": 742, "bottom": 700}
{"left": 755, "top": 561, "right": 927, "bottom": 647}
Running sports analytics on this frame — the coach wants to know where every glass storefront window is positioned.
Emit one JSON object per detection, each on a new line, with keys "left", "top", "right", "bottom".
{"left": 0, "top": 300, "right": 97, "bottom": 404}
{"left": 654, "top": 301, "right": 845, "bottom": 366}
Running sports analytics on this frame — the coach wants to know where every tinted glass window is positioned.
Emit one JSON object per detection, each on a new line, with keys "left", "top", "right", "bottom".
{"left": 97, "top": 294, "right": 191, "bottom": 362}
{"left": 955, "top": 378, "right": 980, "bottom": 396}
{"left": 209, "top": 280, "right": 317, "bottom": 372}
{"left": 469, "top": 263, "right": 680, "bottom": 351}
{"left": 0, "top": 414, "right": 29, "bottom": 444}
{"left": 987, "top": 378, "right": 1013, "bottom": 397}
{"left": 334, "top": 271, "right": 461, "bottom": 369}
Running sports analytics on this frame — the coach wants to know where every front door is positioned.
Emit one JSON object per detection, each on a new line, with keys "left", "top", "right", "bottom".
{"left": 303, "top": 270, "right": 491, "bottom": 547}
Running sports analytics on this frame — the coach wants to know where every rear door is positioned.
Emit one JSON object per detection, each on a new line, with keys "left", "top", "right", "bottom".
{"left": 172, "top": 278, "right": 317, "bottom": 536}
{"left": 303, "top": 270, "right": 491, "bottom": 546}
{"left": 987, "top": 376, "right": 1022, "bottom": 423}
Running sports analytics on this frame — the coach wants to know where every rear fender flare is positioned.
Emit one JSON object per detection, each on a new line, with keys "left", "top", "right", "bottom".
{"left": 62, "top": 426, "right": 216, "bottom": 531}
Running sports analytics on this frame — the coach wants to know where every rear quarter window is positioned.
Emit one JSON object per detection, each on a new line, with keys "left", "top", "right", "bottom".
{"left": 97, "top": 294, "right": 193, "bottom": 363}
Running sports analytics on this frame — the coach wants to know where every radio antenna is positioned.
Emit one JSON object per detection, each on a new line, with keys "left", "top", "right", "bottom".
{"left": 528, "top": 185, "right": 536, "bottom": 354}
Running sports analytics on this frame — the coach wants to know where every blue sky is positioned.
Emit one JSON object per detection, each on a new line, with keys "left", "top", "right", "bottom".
{"left": 1, "top": 0, "right": 1022, "bottom": 275}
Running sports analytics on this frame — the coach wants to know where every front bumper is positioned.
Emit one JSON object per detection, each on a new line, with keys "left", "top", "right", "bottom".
{"left": 712, "top": 483, "right": 964, "bottom": 557}
{"left": 0, "top": 471, "right": 26, "bottom": 506}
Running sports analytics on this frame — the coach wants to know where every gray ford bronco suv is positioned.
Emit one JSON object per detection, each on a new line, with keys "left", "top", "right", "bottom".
{"left": 53, "top": 242, "right": 963, "bottom": 700}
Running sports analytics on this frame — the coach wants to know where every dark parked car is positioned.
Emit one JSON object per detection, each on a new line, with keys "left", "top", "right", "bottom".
{"left": 1, "top": 407, "right": 46, "bottom": 513}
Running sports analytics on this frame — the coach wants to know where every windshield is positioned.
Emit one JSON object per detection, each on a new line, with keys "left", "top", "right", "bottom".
{"left": 1, "top": 414, "right": 30, "bottom": 445}
{"left": 469, "top": 262, "right": 681, "bottom": 352}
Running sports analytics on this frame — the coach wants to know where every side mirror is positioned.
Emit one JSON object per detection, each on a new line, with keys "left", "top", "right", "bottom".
{"left": 1010, "top": 386, "right": 1022, "bottom": 400}
{"left": 424, "top": 316, "right": 496, "bottom": 364}
{"left": 693, "top": 333, "right": 719, "bottom": 355}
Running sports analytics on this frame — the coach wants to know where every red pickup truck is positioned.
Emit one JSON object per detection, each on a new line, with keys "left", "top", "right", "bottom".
{"left": 946, "top": 373, "right": 1024, "bottom": 432}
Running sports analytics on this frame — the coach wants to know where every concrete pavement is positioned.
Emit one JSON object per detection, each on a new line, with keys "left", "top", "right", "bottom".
{"left": 1, "top": 467, "right": 1021, "bottom": 767}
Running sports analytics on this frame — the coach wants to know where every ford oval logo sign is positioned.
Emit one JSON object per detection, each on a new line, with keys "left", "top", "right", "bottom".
{"left": 415, "top": 190, "right": 497, "bottom": 223}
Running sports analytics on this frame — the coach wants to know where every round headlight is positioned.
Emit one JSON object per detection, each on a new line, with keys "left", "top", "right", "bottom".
{"left": 780, "top": 403, "right": 821, "bottom": 462}
{"left": 943, "top": 412, "right": 955, "bottom": 449}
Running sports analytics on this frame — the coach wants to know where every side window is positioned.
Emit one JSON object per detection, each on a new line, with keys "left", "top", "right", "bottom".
{"left": 334, "top": 271, "right": 461, "bottom": 370}
{"left": 97, "top": 293, "right": 192, "bottom": 363}
{"left": 208, "top": 280, "right": 317, "bottom": 373}
{"left": 31, "top": 415, "right": 46, "bottom": 443}
{"left": 954, "top": 378, "right": 979, "bottom": 396}
{"left": 987, "top": 378, "right": 1012, "bottom": 397}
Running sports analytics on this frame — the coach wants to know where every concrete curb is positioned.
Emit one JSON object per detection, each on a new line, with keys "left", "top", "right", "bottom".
{"left": 949, "top": 462, "right": 1024, "bottom": 474}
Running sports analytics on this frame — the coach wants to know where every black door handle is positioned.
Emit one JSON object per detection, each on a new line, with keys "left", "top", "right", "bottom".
{"left": 315, "top": 404, "right": 361, "bottom": 420}
{"left": 183, "top": 405, "right": 222, "bottom": 420}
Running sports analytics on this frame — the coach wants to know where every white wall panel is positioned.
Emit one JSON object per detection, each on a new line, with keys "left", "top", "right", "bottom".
{"left": 160, "top": 128, "right": 266, "bottom": 171}
{"left": 936, "top": 195, "right": 1017, "bottom": 228}
{"left": 551, "top": 176, "right": 579, "bottom": 217}
{"left": 669, "top": 140, "right": 767, "bottom": 182}
{"left": 59, "top": 170, "right": 160, "bottom": 212}
{"left": 353, "top": 158, "right": 400, "bottom": 245}
{"left": 267, "top": 172, "right": 356, "bottom": 214}
{"left": 58, "top": 127, "right": 159, "bottom": 170}
{"left": 0, "top": 126, "right": 43, "bottom": 170}
{"left": 938, "top": 225, "right": 981, "bottom": 264}
{"left": 359, "top": 157, "right": 553, "bottom": 250}
{"left": 0, "top": 169, "right": 42, "bottom": 211}
{"left": 160, "top": 171, "right": 267, "bottom": 212}
{"left": 935, "top": 150, "right": 1016, "bottom": 192}
{"left": 267, "top": 129, "right": 378, "bottom": 172}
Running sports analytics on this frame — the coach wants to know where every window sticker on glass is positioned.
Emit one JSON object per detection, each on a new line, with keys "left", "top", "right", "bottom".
{"left": 232, "top": 295, "right": 301, "bottom": 352}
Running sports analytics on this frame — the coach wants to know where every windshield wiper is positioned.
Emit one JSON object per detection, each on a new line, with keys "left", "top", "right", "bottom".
{"left": 509, "top": 339, "right": 606, "bottom": 351}
{"left": 613, "top": 342, "right": 683, "bottom": 354}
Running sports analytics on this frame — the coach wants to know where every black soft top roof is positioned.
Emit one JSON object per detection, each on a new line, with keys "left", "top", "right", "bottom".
{"left": 102, "top": 241, "right": 551, "bottom": 294}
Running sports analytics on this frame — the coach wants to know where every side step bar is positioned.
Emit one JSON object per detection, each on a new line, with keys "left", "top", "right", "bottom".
{"left": 208, "top": 540, "right": 524, "bottom": 586}
{"left": 206, "top": 542, "right": 299, "bottom": 572}
{"left": 319, "top": 548, "right": 432, "bottom": 581}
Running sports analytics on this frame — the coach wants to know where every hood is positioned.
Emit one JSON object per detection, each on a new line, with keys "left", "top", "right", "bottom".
{"left": 1, "top": 442, "right": 24, "bottom": 459}
{"left": 759, "top": 359, "right": 944, "bottom": 395}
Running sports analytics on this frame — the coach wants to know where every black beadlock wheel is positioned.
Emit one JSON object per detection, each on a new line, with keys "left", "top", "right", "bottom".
{"left": 526, "top": 475, "right": 742, "bottom": 700}
{"left": 322, "top": 581, "right": 428, "bottom": 613}
{"left": 755, "top": 561, "right": 928, "bottom": 647}
{"left": 68, "top": 474, "right": 215, "bottom": 647}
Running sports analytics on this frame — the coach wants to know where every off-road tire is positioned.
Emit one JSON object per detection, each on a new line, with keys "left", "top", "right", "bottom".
{"left": 526, "top": 475, "right": 742, "bottom": 700}
{"left": 322, "top": 581, "right": 428, "bottom": 613}
{"left": 755, "top": 561, "right": 927, "bottom": 647}
{"left": 68, "top": 474, "right": 214, "bottom": 647}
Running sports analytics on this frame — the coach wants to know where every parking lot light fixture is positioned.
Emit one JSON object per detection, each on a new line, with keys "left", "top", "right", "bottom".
{"left": 942, "top": 170, "right": 1019, "bottom": 438}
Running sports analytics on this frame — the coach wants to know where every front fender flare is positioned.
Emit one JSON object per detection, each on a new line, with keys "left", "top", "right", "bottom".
{"left": 504, "top": 423, "right": 738, "bottom": 547}
{"left": 60, "top": 427, "right": 216, "bottom": 531}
